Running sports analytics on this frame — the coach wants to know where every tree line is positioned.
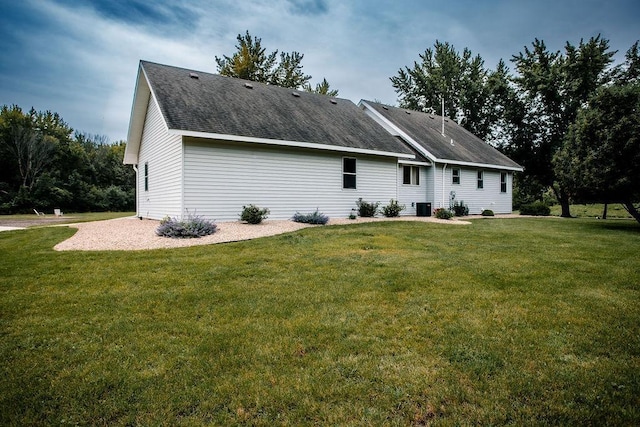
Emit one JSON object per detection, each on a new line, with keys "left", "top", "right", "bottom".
{"left": 2, "top": 32, "right": 637, "bottom": 221}
{"left": 0, "top": 105, "right": 135, "bottom": 214}
{"left": 391, "top": 36, "right": 640, "bottom": 222}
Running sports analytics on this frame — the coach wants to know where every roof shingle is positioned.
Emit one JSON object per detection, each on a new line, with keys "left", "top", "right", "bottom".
{"left": 363, "top": 101, "right": 522, "bottom": 169}
{"left": 141, "top": 61, "right": 414, "bottom": 156}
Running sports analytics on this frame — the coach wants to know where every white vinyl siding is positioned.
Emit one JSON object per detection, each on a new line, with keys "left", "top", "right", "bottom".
{"left": 136, "top": 97, "right": 183, "bottom": 219}
{"left": 183, "top": 138, "right": 399, "bottom": 221}
{"left": 435, "top": 166, "right": 512, "bottom": 214}
{"left": 398, "top": 164, "right": 430, "bottom": 216}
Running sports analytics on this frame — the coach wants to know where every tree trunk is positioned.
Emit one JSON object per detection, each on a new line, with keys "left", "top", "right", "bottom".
{"left": 602, "top": 203, "right": 608, "bottom": 219}
{"left": 553, "top": 186, "right": 572, "bottom": 218}
{"left": 622, "top": 201, "right": 640, "bottom": 224}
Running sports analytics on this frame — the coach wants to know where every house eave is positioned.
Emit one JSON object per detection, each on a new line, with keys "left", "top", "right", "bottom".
{"left": 172, "top": 129, "right": 416, "bottom": 159}
{"left": 434, "top": 158, "right": 523, "bottom": 172}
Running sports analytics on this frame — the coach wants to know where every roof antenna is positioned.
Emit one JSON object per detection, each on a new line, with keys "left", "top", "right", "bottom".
{"left": 441, "top": 96, "right": 445, "bottom": 137}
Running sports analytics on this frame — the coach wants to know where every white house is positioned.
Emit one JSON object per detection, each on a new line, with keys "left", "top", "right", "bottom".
{"left": 360, "top": 101, "right": 523, "bottom": 215}
{"left": 124, "top": 61, "right": 522, "bottom": 221}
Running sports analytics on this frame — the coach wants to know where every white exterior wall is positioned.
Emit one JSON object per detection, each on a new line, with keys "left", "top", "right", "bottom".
{"left": 183, "top": 139, "right": 399, "bottom": 221}
{"left": 136, "top": 97, "right": 183, "bottom": 219}
{"left": 433, "top": 164, "right": 513, "bottom": 214}
{"left": 397, "top": 165, "right": 432, "bottom": 216}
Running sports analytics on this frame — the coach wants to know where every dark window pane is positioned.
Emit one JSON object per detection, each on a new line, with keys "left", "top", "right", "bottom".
{"left": 343, "top": 174, "right": 356, "bottom": 189}
{"left": 403, "top": 166, "right": 411, "bottom": 184}
{"left": 343, "top": 158, "right": 356, "bottom": 173}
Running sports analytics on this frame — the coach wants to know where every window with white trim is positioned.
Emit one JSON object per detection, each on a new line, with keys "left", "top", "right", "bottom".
{"left": 343, "top": 157, "right": 356, "bottom": 189}
{"left": 144, "top": 162, "right": 149, "bottom": 191}
{"left": 477, "top": 170, "right": 484, "bottom": 189}
{"left": 403, "top": 166, "right": 420, "bottom": 185}
{"left": 452, "top": 168, "right": 460, "bottom": 185}
{"left": 500, "top": 172, "right": 507, "bottom": 193}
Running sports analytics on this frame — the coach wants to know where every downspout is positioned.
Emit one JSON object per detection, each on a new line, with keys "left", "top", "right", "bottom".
{"left": 132, "top": 164, "right": 139, "bottom": 218}
{"left": 442, "top": 163, "right": 447, "bottom": 208}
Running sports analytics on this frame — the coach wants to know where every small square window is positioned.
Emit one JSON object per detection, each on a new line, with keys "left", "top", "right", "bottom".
{"left": 403, "top": 166, "right": 419, "bottom": 185}
{"left": 343, "top": 158, "right": 356, "bottom": 189}
{"left": 452, "top": 168, "right": 460, "bottom": 185}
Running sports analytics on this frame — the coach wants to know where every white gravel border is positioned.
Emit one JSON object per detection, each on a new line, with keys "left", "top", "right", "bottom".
{"left": 52, "top": 215, "right": 472, "bottom": 252}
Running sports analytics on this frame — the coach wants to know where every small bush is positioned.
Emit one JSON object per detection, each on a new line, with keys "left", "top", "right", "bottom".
{"left": 292, "top": 209, "right": 329, "bottom": 225}
{"left": 520, "top": 201, "right": 551, "bottom": 216}
{"left": 434, "top": 208, "right": 454, "bottom": 220}
{"left": 481, "top": 209, "right": 495, "bottom": 216}
{"left": 452, "top": 200, "right": 469, "bottom": 216}
{"left": 382, "top": 199, "right": 405, "bottom": 217}
{"left": 156, "top": 214, "right": 217, "bottom": 238}
{"left": 348, "top": 209, "right": 357, "bottom": 220}
{"left": 240, "top": 204, "right": 270, "bottom": 224}
{"left": 356, "top": 198, "right": 379, "bottom": 217}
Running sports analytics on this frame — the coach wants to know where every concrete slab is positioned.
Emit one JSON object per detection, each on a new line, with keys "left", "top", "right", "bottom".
{"left": 0, "top": 226, "right": 25, "bottom": 232}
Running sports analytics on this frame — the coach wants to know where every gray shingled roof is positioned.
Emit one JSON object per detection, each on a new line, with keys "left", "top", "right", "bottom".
{"left": 141, "top": 61, "right": 414, "bottom": 156}
{"left": 363, "top": 101, "right": 522, "bottom": 169}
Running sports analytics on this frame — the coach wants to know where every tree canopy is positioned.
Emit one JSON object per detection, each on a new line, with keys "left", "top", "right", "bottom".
{"left": 215, "top": 31, "right": 338, "bottom": 95}
{"left": 390, "top": 40, "right": 510, "bottom": 141}
{"left": 0, "top": 105, "right": 134, "bottom": 214}
{"left": 554, "top": 43, "right": 640, "bottom": 222}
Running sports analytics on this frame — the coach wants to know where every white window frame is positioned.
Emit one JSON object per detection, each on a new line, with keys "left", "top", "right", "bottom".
{"left": 403, "top": 166, "right": 420, "bottom": 185}
{"left": 343, "top": 157, "right": 356, "bottom": 189}
{"left": 477, "top": 170, "right": 484, "bottom": 189}
{"left": 452, "top": 168, "right": 460, "bottom": 185}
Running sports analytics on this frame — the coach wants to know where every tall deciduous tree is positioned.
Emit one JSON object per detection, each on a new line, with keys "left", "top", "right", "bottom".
{"left": 390, "top": 40, "right": 508, "bottom": 141}
{"left": 554, "top": 43, "right": 640, "bottom": 223}
{"left": 0, "top": 105, "right": 135, "bottom": 213}
{"left": 215, "top": 31, "right": 335, "bottom": 94}
{"left": 507, "top": 35, "right": 615, "bottom": 217}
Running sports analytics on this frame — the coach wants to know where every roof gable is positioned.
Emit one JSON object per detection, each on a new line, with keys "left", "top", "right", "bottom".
{"left": 361, "top": 101, "right": 522, "bottom": 171}
{"left": 133, "top": 61, "right": 414, "bottom": 158}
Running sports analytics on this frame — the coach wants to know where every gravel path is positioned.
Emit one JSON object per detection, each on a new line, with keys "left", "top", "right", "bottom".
{"left": 53, "top": 216, "right": 471, "bottom": 251}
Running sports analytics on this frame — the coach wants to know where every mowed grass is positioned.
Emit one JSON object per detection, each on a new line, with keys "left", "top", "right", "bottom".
{"left": 1, "top": 218, "right": 639, "bottom": 425}
{"left": 549, "top": 203, "right": 632, "bottom": 219}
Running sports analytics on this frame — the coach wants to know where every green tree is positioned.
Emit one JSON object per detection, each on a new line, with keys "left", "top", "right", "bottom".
{"left": 507, "top": 35, "right": 615, "bottom": 217}
{"left": 390, "top": 40, "right": 507, "bottom": 140}
{"left": 303, "top": 78, "right": 339, "bottom": 96}
{"left": 0, "top": 105, "right": 134, "bottom": 213}
{"left": 215, "top": 31, "right": 335, "bottom": 93}
{"left": 554, "top": 43, "right": 640, "bottom": 223}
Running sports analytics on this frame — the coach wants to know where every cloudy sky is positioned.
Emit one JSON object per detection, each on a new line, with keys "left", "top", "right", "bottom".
{"left": 1, "top": 0, "right": 638, "bottom": 142}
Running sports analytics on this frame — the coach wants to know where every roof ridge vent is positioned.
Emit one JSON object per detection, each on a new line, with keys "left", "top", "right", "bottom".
{"left": 189, "top": 72, "right": 199, "bottom": 79}
{"left": 405, "top": 110, "right": 411, "bottom": 114}
{"left": 382, "top": 105, "right": 389, "bottom": 110}
{"left": 244, "top": 82, "right": 253, "bottom": 89}
{"left": 330, "top": 99, "right": 337, "bottom": 104}
{"left": 292, "top": 92, "right": 300, "bottom": 97}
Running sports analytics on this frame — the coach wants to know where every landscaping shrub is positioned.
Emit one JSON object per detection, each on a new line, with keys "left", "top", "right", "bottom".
{"left": 292, "top": 209, "right": 329, "bottom": 225}
{"left": 520, "top": 201, "right": 551, "bottom": 216}
{"left": 481, "top": 209, "right": 495, "bottom": 216}
{"left": 381, "top": 199, "right": 405, "bottom": 217}
{"left": 452, "top": 200, "right": 469, "bottom": 216}
{"left": 356, "top": 198, "right": 379, "bottom": 217}
{"left": 434, "top": 208, "right": 454, "bottom": 219}
{"left": 240, "top": 204, "right": 270, "bottom": 224}
{"left": 156, "top": 213, "right": 217, "bottom": 238}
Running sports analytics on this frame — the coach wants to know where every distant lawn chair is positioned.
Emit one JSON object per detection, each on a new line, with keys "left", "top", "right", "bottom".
{"left": 54, "top": 209, "right": 63, "bottom": 217}
{"left": 33, "top": 209, "right": 45, "bottom": 216}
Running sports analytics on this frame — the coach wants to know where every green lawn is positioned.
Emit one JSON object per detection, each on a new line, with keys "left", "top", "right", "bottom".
{"left": 549, "top": 203, "right": 633, "bottom": 219}
{"left": 1, "top": 218, "right": 639, "bottom": 425}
